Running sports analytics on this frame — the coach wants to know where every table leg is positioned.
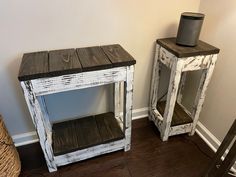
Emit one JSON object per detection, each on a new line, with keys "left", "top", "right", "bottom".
{"left": 37, "top": 96, "right": 52, "bottom": 134}
{"left": 114, "top": 82, "right": 121, "bottom": 118}
{"left": 149, "top": 44, "right": 161, "bottom": 120}
{"left": 21, "top": 81, "right": 57, "bottom": 172}
{"left": 177, "top": 72, "right": 187, "bottom": 104}
{"left": 190, "top": 54, "right": 217, "bottom": 135}
{"left": 161, "top": 59, "right": 183, "bottom": 141}
{"left": 114, "top": 82, "right": 123, "bottom": 130}
{"left": 124, "top": 66, "right": 134, "bottom": 151}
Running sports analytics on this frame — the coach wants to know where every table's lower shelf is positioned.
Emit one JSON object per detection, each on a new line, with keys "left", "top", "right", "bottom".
{"left": 157, "top": 101, "right": 193, "bottom": 126}
{"left": 52, "top": 112, "right": 124, "bottom": 156}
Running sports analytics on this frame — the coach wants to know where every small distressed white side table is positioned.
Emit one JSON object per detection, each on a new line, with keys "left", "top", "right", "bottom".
{"left": 18, "top": 45, "right": 136, "bottom": 172}
{"left": 149, "top": 38, "right": 220, "bottom": 141}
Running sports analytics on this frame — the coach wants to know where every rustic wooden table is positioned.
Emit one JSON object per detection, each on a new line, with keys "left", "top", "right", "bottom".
{"left": 18, "top": 44, "right": 136, "bottom": 172}
{"left": 149, "top": 37, "right": 220, "bottom": 141}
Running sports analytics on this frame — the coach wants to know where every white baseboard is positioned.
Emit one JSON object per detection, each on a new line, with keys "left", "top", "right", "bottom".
{"left": 13, "top": 107, "right": 149, "bottom": 147}
{"left": 132, "top": 107, "right": 149, "bottom": 120}
{"left": 196, "top": 122, "right": 220, "bottom": 152}
{"left": 12, "top": 131, "right": 39, "bottom": 147}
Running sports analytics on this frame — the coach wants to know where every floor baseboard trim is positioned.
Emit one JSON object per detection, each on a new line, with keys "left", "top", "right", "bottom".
{"left": 12, "top": 131, "right": 39, "bottom": 147}
{"left": 13, "top": 107, "right": 149, "bottom": 147}
{"left": 132, "top": 107, "right": 149, "bottom": 120}
{"left": 196, "top": 121, "right": 220, "bottom": 152}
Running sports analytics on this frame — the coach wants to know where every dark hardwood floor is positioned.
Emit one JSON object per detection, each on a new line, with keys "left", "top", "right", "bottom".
{"left": 17, "top": 118, "right": 215, "bottom": 177}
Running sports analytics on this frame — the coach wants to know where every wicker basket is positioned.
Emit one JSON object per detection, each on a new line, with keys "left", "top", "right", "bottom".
{"left": 0, "top": 115, "right": 21, "bottom": 177}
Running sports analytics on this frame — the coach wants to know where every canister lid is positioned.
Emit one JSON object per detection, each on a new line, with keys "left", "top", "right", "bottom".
{"left": 181, "top": 12, "right": 205, "bottom": 20}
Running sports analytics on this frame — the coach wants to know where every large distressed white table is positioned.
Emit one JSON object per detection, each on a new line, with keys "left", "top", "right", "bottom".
{"left": 18, "top": 45, "right": 136, "bottom": 172}
{"left": 149, "top": 38, "right": 220, "bottom": 141}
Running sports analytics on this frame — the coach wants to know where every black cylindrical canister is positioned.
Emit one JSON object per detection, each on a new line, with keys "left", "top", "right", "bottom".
{"left": 176, "top": 12, "right": 205, "bottom": 46}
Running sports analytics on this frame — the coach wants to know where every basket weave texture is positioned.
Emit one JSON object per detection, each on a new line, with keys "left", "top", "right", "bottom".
{"left": 0, "top": 115, "right": 21, "bottom": 177}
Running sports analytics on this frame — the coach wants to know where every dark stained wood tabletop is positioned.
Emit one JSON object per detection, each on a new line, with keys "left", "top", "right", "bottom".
{"left": 18, "top": 51, "right": 49, "bottom": 80}
{"left": 49, "top": 48, "right": 82, "bottom": 76}
{"left": 77, "top": 46, "right": 111, "bottom": 72}
{"left": 157, "top": 37, "right": 220, "bottom": 58}
{"left": 102, "top": 44, "right": 135, "bottom": 67}
{"left": 18, "top": 44, "right": 136, "bottom": 81}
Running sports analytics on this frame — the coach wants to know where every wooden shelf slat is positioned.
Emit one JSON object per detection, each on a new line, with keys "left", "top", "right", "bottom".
{"left": 96, "top": 112, "right": 124, "bottom": 143}
{"left": 76, "top": 115, "right": 102, "bottom": 149}
{"left": 157, "top": 101, "right": 193, "bottom": 126}
{"left": 52, "top": 120, "right": 79, "bottom": 155}
{"left": 52, "top": 112, "right": 124, "bottom": 156}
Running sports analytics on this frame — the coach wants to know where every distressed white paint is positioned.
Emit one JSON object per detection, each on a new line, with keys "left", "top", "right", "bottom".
{"left": 116, "top": 116, "right": 124, "bottom": 131}
{"left": 114, "top": 82, "right": 121, "bottom": 119}
{"left": 114, "top": 82, "right": 124, "bottom": 130}
{"left": 159, "top": 47, "right": 175, "bottom": 68}
{"left": 190, "top": 54, "right": 218, "bottom": 135}
{"left": 31, "top": 67, "right": 127, "bottom": 96}
{"left": 181, "top": 55, "right": 212, "bottom": 71}
{"left": 37, "top": 96, "right": 52, "bottom": 133}
{"left": 20, "top": 66, "right": 135, "bottom": 172}
{"left": 149, "top": 43, "right": 218, "bottom": 141}
{"left": 149, "top": 110, "right": 162, "bottom": 130}
{"left": 177, "top": 72, "right": 187, "bottom": 104}
{"left": 169, "top": 123, "right": 193, "bottom": 136}
{"left": 55, "top": 139, "right": 125, "bottom": 166}
{"left": 149, "top": 44, "right": 161, "bottom": 120}
{"left": 161, "top": 59, "right": 183, "bottom": 141}
{"left": 124, "top": 66, "right": 134, "bottom": 151}
{"left": 21, "top": 81, "right": 57, "bottom": 172}
{"left": 153, "top": 109, "right": 163, "bottom": 121}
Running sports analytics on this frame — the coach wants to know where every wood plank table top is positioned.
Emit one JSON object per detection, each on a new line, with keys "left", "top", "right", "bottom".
{"left": 18, "top": 44, "right": 136, "bottom": 81}
{"left": 157, "top": 37, "right": 220, "bottom": 58}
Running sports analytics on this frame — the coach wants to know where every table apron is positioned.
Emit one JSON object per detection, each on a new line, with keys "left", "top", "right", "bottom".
{"left": 29, "top": 67, "right": 127, "bottom": 96}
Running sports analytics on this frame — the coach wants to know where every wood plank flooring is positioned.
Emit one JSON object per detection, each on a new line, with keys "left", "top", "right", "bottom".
{"left": 18, "top": 118, "right": 216, "bottom": 177}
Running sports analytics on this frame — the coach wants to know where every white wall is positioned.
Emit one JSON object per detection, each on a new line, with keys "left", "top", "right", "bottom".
{"left": 197, "top": 0, "right": 236, "bottom": 141}
{"left": 0, "top": 0, "right": 200, "bottom": 136}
